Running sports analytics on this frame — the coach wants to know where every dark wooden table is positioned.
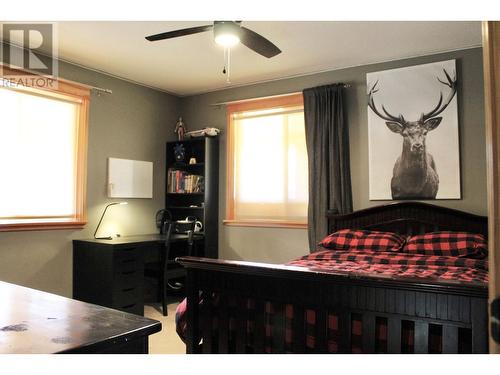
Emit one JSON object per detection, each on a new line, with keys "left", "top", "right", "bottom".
{"left": 0, "top": 280, "right": 161, "bottom": 353}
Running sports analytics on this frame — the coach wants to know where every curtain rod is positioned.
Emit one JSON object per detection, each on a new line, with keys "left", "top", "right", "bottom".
{"left": 90, "top": 87, "right": 113, "bottom": 95}
{"left": 210, "top": 84, "right": 351, "bottom": 106}
{"left": 50, "top": 79, "right": 112, "bottom": 95}
{"left": 58, "top": 76, "right": 112, "bottom": 95}
{"left": 50, "top": 80, "right": 112, "bottom": 96}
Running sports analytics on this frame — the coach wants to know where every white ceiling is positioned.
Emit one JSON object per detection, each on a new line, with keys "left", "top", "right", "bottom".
{"left": 47, "top": 21, "right": 482, "bottom": 96}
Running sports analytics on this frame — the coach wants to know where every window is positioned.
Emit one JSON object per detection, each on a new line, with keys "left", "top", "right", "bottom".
{"left": 225, "top": 94, "right": 308, "bottom": 228}
{"left": 0, "top": 66, "right": 89, "bottom": 231}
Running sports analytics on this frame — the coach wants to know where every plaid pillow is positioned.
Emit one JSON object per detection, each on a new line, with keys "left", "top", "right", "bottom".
{"left": 404, "top": 231, "right": 488, "bottom": 259}
{"left": 319, "top": 229, "right": 406, "bottom": 252}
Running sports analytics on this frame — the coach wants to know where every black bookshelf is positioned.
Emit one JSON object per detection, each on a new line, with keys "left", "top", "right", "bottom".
{"left": 165, "top": 136, "right": 219, "bottom": 259}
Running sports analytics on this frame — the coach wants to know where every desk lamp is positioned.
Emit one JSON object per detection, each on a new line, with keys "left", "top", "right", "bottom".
{"left": 94, "top": 202, "right": 128, "bottom": 240}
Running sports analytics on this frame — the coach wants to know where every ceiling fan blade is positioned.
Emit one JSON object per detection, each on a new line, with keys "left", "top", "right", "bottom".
{"left": 146, "top": 25, "right": 213, "bottom": 42}
{"left": 239, "top": 27, "right": 281, "bottom": 58}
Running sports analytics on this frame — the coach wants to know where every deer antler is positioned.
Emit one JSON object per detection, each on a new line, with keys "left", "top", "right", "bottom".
{"left": 420, "top": 68, "right": 457, "bottom": 122}
{"left": 367, "top": 80, "right": 406, "bottom": 124}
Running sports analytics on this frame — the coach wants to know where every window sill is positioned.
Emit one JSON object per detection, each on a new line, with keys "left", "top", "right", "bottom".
{"left": 223, "top": 220, "right": 307, "bottom": 229}
{"left": 0, "top": 221, "right": 87, "bottom": 232}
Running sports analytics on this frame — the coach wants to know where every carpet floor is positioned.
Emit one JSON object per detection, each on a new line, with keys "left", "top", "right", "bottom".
{"left": 144, "top": 298, "right": 186, "bottom": 354}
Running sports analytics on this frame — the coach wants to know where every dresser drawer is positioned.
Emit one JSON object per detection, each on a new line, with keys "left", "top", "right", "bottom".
{"left": 113, "top": 246, "right": 143, "bottom": 273}
{"left": 113, "top": 246, "right": 142, "bottom": 263}
{"left": 112, "top": 247, "right": 144, "bottom": 315}
{"left": 113, "top": 284, "right": 143, "bottom": 315}
{"left": 113, "top": 284, "right": 142, "bottom": 306}
{"left": 113, "top": 256, "right": 142, "bottom": 286}
{"left": 113, "top": 268, "right": 141, "bottom": 290}
{"left": 114, "top": 257, "right": 142, "bottom": 273}
{"left": 114, "top": 249, "right": 143, "bottom": 286}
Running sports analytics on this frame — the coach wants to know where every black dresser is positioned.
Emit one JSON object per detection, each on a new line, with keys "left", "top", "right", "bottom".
{"left": 74, "top": 233, "right": 201, "bottom": 316}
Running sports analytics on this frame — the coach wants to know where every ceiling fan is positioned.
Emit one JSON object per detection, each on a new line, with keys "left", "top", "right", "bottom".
{"left": 145, "top": 21, "right": 281, "bottom": 58}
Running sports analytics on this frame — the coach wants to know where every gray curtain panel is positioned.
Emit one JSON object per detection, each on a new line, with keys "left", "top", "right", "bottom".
{"left": 303, "top": 84, "right": 353, "bottom": 252}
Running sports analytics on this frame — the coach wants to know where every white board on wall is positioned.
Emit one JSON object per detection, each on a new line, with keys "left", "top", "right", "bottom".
{"left": 107, "top": 158, "right": 153, "bottom": 198}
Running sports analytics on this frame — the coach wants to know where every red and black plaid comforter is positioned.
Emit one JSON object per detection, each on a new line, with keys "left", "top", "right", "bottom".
{"left": 175, "top": 249, "right": 488, "bottom": 353}
{"left": 287, "top": 249, "right": 488, "bottom": 285}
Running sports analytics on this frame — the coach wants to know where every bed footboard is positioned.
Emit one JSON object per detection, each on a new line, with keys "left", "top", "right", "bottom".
{"left": 177, "top": 256, "right": 488, "bottom": 354}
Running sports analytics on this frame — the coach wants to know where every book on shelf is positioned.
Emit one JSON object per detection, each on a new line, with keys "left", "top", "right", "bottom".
{"left": 167, "top": 168, "right": 204, "bottom": 193}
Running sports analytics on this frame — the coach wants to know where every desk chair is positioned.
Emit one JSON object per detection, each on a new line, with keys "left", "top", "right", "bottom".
{"left": 158, "top": 219, "right": 195, "bottom": 316}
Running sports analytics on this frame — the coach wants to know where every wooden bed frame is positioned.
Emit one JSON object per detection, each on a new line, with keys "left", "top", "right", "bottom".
{"left": 177, "top": 202, "right": 489, "bottom": 354}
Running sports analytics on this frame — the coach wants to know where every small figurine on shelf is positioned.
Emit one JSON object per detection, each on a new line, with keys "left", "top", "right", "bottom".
{"left": 173, "top": 144, "right": 185, "bottom": 163}
{"left": 174, "top": 117, "right": 187, "bottom": 140}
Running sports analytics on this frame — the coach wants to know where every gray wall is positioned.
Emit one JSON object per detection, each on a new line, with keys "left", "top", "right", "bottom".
{"left": 0, "top": 59, "right": 180, "bottom": 297}
{"left": 180, "top": 47, "right": 487, "bottom": 264}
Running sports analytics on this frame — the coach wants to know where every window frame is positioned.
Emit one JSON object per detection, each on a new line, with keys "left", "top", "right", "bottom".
{"left": 224, "top": 93, "right": 307, "bottom": 229}
{"left": 0, "top": 65, "right": 89, "bottom": 232}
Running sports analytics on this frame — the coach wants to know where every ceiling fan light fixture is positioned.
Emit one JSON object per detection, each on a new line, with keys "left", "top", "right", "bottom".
{"left": 214, "top": 21, "right": 241, "bottom": 47}
{"left": 215, "top": 33, "right": 240, "bottom": 47}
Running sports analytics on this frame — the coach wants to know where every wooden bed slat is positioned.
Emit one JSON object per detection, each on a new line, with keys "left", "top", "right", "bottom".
{"left": 186, "top": 272, "right": 199, "bottom": 354}
{"left": 448, "top": 295, "right": 460, "bottom": 322}
{"left": 217, "top": 293, "right": 229, "bottom": 353}
{"left": 395, "top": 290, "right": 406, "bottom": 315}
{"left": 357, "top": 286, "right": 367, "bottom": 310}
{"left": 338, "top": 311, "right": 351, "bottom": 353}
{"left": 386, "top": 289, "right": 396, "bottom": 313}
{"left": 405, "top": 291, "right": 416, "bottom": 316}
{"left": 341, "top": 285, "right": 351, "bottom": 308}
{"left": 437, "top": 294, "right": 448, "bottom": 320}
{"left": 315, "top": 308, "right": 327, "bottom": 353}
{"left": 292, "top": 305, "right": 305, "bottom": 353}
{"left": 416, "top": 292, "right": 426, "bottom": 317}
{"left": 471, "top": 297, "right": 488, "bottom": 353}
{"left": 272, "top": 303, "right": 286, "bottom": 353}
{"left": 201, "top": 290, "right": 213, "bottom": 354}
{"left": 362, "top": 314, "right": 376, "bottom": 353}
{"left": 387, "top": 317, "right": 401, "bottom": 354}
{"left": 442, "top": 324, "right": 458, "bottom": 353}
{"left": 366, "top": 287, "right": 376, "bottom": 311}
{"left": 459, "top": 296, "right": 471, "bottom": 323}
{"left": 234, "top": 296, "right": 247, "bottom": 353}
{"left": 253, "top": 299, "right": 265, "bottom": 353}
{"left": 426, "top": 293, "right": 437, "bottom": 319}
{"left": 376, "top": 288, "right": 385, "bottom": 312}
{"left": 414, "top": 321, "right": 429, "bottom": 353}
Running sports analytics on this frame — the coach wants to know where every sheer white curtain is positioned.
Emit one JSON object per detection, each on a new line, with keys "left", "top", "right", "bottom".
{"left": 0, "top": 86, "right": 81, "bottom": 224}
{"left": 231, "top": 106, "right": 308, "bottom": 222}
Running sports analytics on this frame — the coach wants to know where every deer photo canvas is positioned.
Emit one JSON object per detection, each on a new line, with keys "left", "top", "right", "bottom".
{"left": 367, "top": 59, "right": 460, "bottom": 200}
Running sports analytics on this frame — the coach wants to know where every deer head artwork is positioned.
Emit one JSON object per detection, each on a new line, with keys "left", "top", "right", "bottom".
{"left": 368, "top": 69, "right": 457, "bottom": 199}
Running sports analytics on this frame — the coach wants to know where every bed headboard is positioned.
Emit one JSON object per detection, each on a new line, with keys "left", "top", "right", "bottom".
{"left": 327, "top": 202, "right": 488, "bottom": 238}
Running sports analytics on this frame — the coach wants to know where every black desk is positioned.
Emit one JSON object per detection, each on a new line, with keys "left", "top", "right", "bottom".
{"left": 73, "top": 234, "right": 201, "bottom": 316}
{"left": 0, "top": 280, "right": 161, "bottom": 353}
